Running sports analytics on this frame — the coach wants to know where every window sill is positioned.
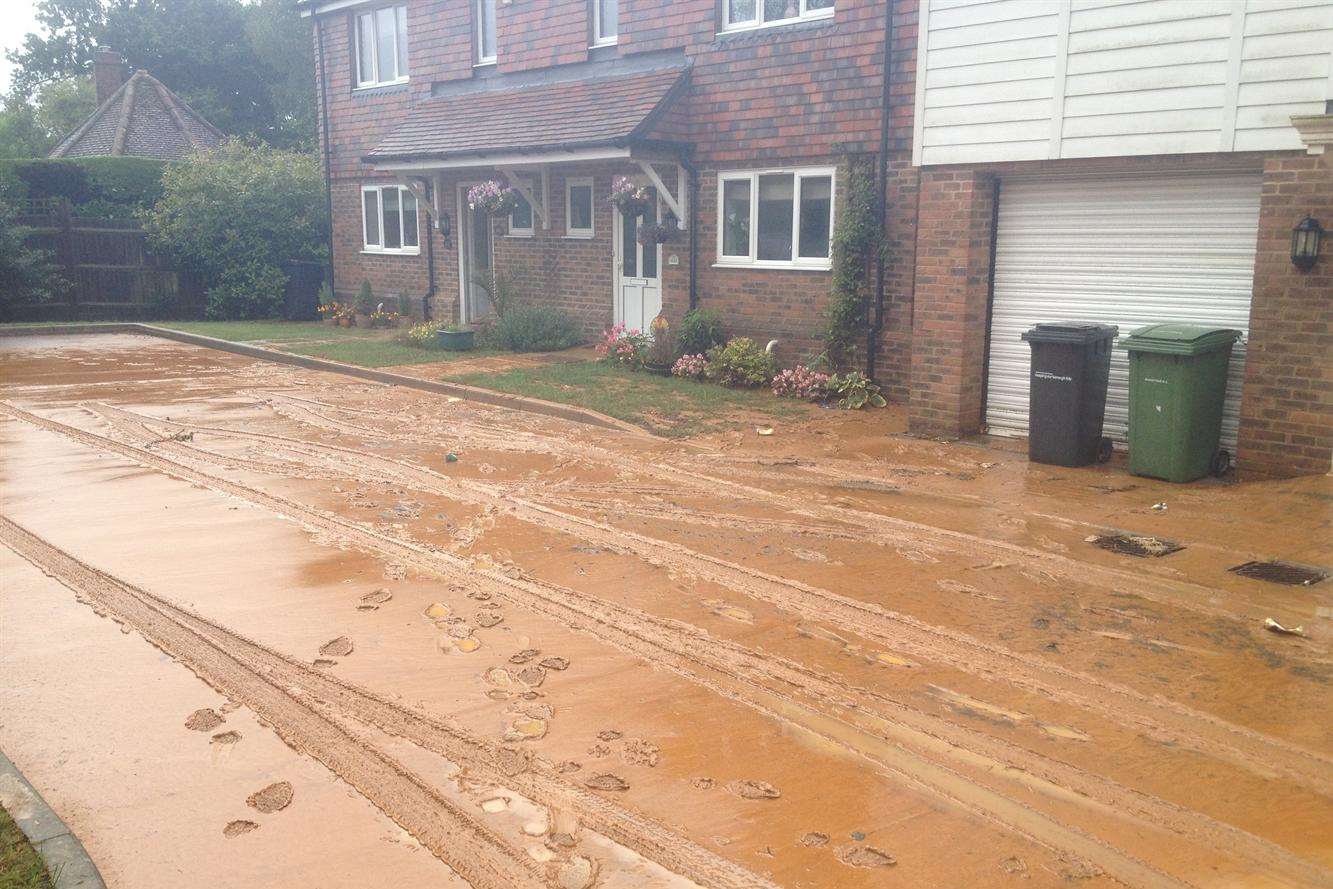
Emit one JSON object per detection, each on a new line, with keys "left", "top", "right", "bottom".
{"left": 362, "top": 248, "right": 421, "bottom": 256}
{"left": 712, "top": 260, "right": 831, "bottom": 272}
{"left": 718, "top": 9, "right": 834, "bottom": 37}
{"left": 474, "top": 58, "right": 497, "bottom": 68}
{"left": 563, "top": 232, "right": 594, "bottom": 240}
{"left": 590, "top": 38, "right": 618, "bottom": 49}
{"left": 506, "top": 231, "right": 534, "bottom": 239}
{"left": 353, "top": 77, "right": 409, "bottom": 92}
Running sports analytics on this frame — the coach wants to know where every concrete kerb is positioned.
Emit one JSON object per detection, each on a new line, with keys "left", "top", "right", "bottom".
{"left": 0, "top": 750, "right": 107, "bottom": 889}
{"left": 0, "top": 323, "right": 655, "bottom": 439}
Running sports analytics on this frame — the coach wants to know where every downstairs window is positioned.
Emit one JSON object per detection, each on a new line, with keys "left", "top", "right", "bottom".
{"left": 362, "top": 184, "right": 420, "bottom": 254}
{"left": 717, "top": 167, "right": 834, "bottom": 269}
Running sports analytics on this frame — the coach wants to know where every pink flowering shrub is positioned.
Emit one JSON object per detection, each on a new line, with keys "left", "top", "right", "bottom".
{"left": 771, "top": 364, "right": 830, "bottom": 401}
{"left": 671, "top": 353, "right": 708, "bottom": 380}
{"left": 595, "top": 323, "right": 647, "bottom": 367}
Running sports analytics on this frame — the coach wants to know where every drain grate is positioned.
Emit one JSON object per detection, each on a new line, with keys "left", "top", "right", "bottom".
{"left": 1229, "top": 560, "right": 1328, "bottom": 587}
{"left": 1091, "top": 533, "right": 1183, "bottom": 558}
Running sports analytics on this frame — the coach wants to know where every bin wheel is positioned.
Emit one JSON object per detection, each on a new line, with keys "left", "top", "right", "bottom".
{"left": 1096, "top": 437, "right": 1113, "bottom": 464}
{"left": 1210, "top": 449, "right": 1232, "bottom": 477}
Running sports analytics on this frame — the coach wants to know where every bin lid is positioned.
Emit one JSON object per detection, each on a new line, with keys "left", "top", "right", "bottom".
{"left": 1121, "top": 323, "right": 1241, "bottom": 356}
{"left": 1021, "top": 321, "right": 1119, "bottom": 344}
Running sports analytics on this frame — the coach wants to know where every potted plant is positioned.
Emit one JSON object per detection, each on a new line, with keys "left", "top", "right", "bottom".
{"left": 642, "top": 314, "right": 676, "bottom": 375}
{"left": 467, "top": 180, "right": 519, "bottom": 217}
{"left": 610, "top": 176, "right": 652, "bottom": 218}
{"left": 436, "top": 323, "right": 476, "bottom": 351}
{"left": 354, "top": 280, "right": 376, "bottom": 325}
{"left": 636, "top": 220, "right": 679, "bottom": 246}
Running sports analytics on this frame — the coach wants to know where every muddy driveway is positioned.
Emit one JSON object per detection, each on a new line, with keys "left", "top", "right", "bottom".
{"left": 1, "top": 333, "right": 1329, "bottom": 889}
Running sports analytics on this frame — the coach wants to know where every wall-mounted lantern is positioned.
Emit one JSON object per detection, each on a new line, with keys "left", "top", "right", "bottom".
{"left": 1291, "top": 216, "right": 1322, "bottom": 271}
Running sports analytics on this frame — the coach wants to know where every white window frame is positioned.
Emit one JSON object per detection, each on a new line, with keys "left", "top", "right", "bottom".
{"left": 354, "top": 4, "right": 409, "bottom": 89}
{"left": 361, "top": 184, "right": 421, "bottom": 255}
{"left": 715, "top": 166, "right": 835, "bottom": 270}
{"left": 507, "top": 176, "right": 534, "bottom": 237}
{"left": 475, "top": 0, "right": 497, "bottom": 66}
{"left": 592, "top": 0, "right": 618, "bottom": 47}
{"left": 721, "top": 0, "right": 834, "bottom": 33}
{"left": 565, "top": 176, "right": 595, "bottom": 239}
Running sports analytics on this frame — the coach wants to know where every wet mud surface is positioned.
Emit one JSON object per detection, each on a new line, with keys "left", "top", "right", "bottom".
{"left": 1, "top": 333, "right": 1330, "bottom": 889}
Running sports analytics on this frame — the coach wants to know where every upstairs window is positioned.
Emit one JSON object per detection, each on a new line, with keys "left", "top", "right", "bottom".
{"left": 362, "top": 184, "right": 420, "bottom": 254}
{"left": 724, "top": 0, "right": 833, "bottom": 31}
{"left": 717, "top": 168, "right": 834, "bottom": 269}
{"left": 476, "top": 0, "right": 497, "bottom": 64}
{"left": 355, "top": 5, "right": 408, "bottom": 88}
{"left": 593, "top": 0, "right": 618, "bottom": 46}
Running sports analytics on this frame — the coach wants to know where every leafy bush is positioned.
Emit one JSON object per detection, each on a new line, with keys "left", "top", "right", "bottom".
{"left": 399, "top": 322, "right": 442, "bottom": 347}
{"left": 596, "top": 323, "right": 647, "bottom": 367}
{"left": 772, "top": 364, "right": 830, "bottom": 401}
{"left": 396, "top": 292, "right": 417, "bottom": 318}
{"left": 823, "top": 156, "right": 880, "bottom": 370}
{"left": 0, "top": 200, "right": 63, "bottom": 320}
{"left": 143, "top": 141, "right": 327, "bottom": 319}
{"left": 828, "top": 371, "right": 886, "bottom": 409}
{"left": 644, "top": 315, "right": 676, "bottom": 367}
{"left": 671, "top": 353, "right": 708, "bottom": 380}
{"left": 489, "top": 305, "right": 581, "bottom": 352}
{"left": 0, "top": 157, "right": 168, "bottom": 213}
{"left": 316, "top": 282, "right": 334, "bottom": 307}
{"left": 355, "top": 280, "right": 376, "bottom": 314}
{"left": 677, "top": 307, "right": 726, "bottom": 357}
{"left": 705, "top": 337, "right": 776, "bottom": 388}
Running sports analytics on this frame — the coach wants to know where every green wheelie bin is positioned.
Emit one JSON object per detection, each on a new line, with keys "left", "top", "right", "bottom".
{"left": 1122, "top": 324, "right": 1241, "bottom": 483}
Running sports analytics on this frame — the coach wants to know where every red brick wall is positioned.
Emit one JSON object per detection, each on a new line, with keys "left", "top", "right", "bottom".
{"left": 497, "top": 0, "right": 589, "bottom": 72}
{"left": 1238, "top": 150, "right": 1333, "bottom": 477}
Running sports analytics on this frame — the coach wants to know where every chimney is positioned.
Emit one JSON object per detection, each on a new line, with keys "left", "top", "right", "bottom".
{"left": 93, "top": 47, "right": 126, "bottom": 105}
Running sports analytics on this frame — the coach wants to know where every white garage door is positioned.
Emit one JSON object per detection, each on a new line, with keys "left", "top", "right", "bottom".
{"left": 984, "top": 172, "right": 1261, "bottom": 451}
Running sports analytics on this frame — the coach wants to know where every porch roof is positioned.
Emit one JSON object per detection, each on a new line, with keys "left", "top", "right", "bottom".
{"left": 364, "top": 65, "right": 691, "bottom": 169}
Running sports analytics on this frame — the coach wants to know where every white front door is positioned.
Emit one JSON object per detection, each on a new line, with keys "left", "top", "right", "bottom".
{"left": 457, "top": 187, "right": 494, "bottom": 323}
{"left": 614, "top": 188, "right": 662, "bottom": 333}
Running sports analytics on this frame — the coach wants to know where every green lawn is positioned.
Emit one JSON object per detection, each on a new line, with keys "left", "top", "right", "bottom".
{"left": 0, "top": 805, "right": 53, "bottom": 889}
{"left": 447, "top": 361, "right": 805, "bottom": 437}
{"left": 152, "top": 320, "right": 381, "bottom": 343}
{"left": 284, "top": 339, "right": 500, "bottom": 368}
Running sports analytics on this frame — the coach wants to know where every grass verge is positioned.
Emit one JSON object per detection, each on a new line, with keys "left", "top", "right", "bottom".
{"left": 0, "top": 805, "right": 53, "bottom": 889}
{"left": 447, "top": 361, "right": 805, "bottom": 437}
{"left": 284, "top": 339, "right": 500, "bottom": 368}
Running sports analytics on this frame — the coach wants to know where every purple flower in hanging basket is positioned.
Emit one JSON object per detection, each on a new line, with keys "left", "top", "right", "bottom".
{"left": 636, "top": 221, "right": 679, "bottom": 246}
{"left": 609, "top": 176, "right": 652, "bottom": 217}
{"left": 467, "top": 180, "right": 519, "bottom": 216}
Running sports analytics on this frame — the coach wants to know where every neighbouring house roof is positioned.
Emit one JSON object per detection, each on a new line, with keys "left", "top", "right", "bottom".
{"left": 49, "top": 70, "right": 225, "bottom": 160}
{"left": 365, "top": 65, "right": 691, "bottom": 165}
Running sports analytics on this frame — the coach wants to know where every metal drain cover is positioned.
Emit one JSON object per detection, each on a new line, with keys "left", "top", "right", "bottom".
{"left": 1091, "top": 533, "right": 1183, "bottom": 558}
{"left": 1229, "top": 560, "right": 1328, "bottom": 586}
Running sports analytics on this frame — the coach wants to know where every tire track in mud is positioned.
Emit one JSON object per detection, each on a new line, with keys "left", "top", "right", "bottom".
{"left": 104, "top": 400, "right": 1333, "bottom": 799}
{"left": 0, "top": 400, "right": 1289, "bottom": 889}
{"left": 0, "top": 516, "right": 547, "bottom": 889}
{"left": 80, "top": 403, "right": 1333, "bottom": 887}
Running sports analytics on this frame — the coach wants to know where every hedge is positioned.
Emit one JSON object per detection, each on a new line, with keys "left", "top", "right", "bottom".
{"left": 0, "top": 157, "right": 169, "bottom": 214}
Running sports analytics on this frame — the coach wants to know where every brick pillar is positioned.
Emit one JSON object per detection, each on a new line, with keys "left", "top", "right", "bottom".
{"left": 908, "top": 169, "right": 997, "bottom": 438}
{"left": 1237, "top": 150, "right": 1333, "bottom": 477}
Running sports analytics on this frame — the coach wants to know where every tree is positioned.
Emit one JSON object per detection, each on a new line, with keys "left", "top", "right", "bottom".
{"left": 143, "top": 141, "right": 327, "bottom": 319}
{"left": 0, "top": 95, "right": 51, "bottom": 158}
{"left": 0, "top": 201, "right": 63, "bottom": 320}
{"left": 0, "top": 77, "right": 98, "bottom": 158}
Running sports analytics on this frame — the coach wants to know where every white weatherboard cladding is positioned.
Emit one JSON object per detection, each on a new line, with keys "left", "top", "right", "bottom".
{"left": 984, "top": 173, "right": 1262, "bottom": 452}
{"left": 914, "top": 0, "right": 1333, "bottom": 165}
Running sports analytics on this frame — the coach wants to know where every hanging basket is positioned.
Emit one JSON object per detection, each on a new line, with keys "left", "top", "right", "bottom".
{"left": 610, "top": 176, "right": 653, "bottom": 218}
{"left": 467, "top": 181, "right": 519, "bottom": 216}
{"left": 636, "top": 221, "right": 679, "bottom": 246}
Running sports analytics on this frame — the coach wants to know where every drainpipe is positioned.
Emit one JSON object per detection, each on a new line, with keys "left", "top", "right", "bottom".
{"left": 682, "top": 155, "right": 699, "bottom": 311}
{"left": 316, "top": 15, "right": 336, "bottom": 298}
{"left": 423, "top": 178, "right": 436, "bottom": 322}
{"left": 865, "top": 0, "right": 895, "bottom": 380}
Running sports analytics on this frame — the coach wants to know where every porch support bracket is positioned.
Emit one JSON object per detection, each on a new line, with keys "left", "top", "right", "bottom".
{"left": 635, "top": 160, "right": 688, "bottom": 230}
{"left": 397, "top": 176, "right": 443, "bottom": 229}
{"left": 498, "top": 166, "right": 549, "bottom": 228}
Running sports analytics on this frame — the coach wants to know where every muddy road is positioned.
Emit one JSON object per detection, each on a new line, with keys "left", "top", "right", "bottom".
{"left": 1, "top": 333, "right": 1329, "bottom": 889}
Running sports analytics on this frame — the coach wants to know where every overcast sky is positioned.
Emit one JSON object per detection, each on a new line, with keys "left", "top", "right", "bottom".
{"left": 1, "top": 0, "right": 42, "bottom": 92}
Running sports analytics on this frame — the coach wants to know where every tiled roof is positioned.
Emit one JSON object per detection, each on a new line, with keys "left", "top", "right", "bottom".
{"left": 49, "top": 70, "right": 225, "bottom": 160}
{"left": 366, "top": 65, "right": 690, "bottom": 163}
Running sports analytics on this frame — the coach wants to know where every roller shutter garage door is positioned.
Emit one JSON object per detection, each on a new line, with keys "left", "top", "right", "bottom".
{"left": 984, "top": 172, "right": 1261, "bottom": 451}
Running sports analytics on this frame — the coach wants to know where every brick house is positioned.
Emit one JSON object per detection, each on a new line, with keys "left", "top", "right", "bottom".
{"left": 301, "top": 0, "right": 1331, "bottom": 477}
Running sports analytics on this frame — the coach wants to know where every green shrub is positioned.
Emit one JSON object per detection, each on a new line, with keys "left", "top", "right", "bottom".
{"left": 355, "top": 280, "right": 376, "bottom": 314}
{"left": 399, "top": 321, "right": 442, "bottom": 347}
{"left": 828, "top": 371, "right": 886, "bottom": 409}
{"left": 0, "top": 200, "right": 63, "bottom": 320}
{"left": 706, "top": 337, "right": 776, "bottom": 388}
{"left": 0, "top": 157, "right": 168, "bottom": 213}
{"left": 677, "top": 307, "right": 726, "bottom": 357}
{"left": 316, "top": 282, "right": 334, "bottom": 306}
{"left": 396, "top": 292, "right": 417, "bottom": 317}
{"left": 488, "top": 305, "right": 582, "bottom": 352}
{"left": 205, "top": 261, "right": 289, "bottom": 320}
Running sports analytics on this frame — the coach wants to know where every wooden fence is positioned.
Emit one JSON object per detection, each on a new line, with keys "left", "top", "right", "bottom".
{"left": 12, "top": 198, "right": 205, "bottom": 321}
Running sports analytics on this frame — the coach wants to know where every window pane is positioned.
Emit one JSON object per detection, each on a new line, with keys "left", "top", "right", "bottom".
{"left": 728, "top": 0, "right": 757, "bottom": 24}
{"left": 642, "top": 188, "right": 657, "bottom": 278}
{"left": 363, "top": 190, "right": 380, "bottom": 246}
{"left": 798, "top": 175, "right": 832, "bottom": 258}
{"left": 765, "top": 0, "right": 799, "bottom": 21}
{"left": 805, "top": 0, "right": 834, "bottom": 10}
{"left": 401, "top": 188, "right": 419, "bottom": 247}
{"left": 569, "top": 184, "right": 592, "bottom": 231}
{"left": 598, "top": 0, "right": 618, "bottom": 38}
{"left": 721, "top": 179, "right": 751, "bottom": 257}
{"left": 382, "top": 187, "right": 401, "bottom": 249}
{"left": 621, "top": 209, "right": 637, "bottom": 278}
{"left": 357, "top": 14, "right": 375, "bottom": 83}
{"left": 479, "top": 0, "right": 496, "bottom": 58}
{"left": 396, "top": 6, "right": 409, "bottom": 77}
{"left": 376, "top": 7, "right": 397, "bottom": 81}
{"left": 511, "top": 190, "right": 532, "bottom": 231}
{"left": 757, "top": 174, "right": 793, "bottom": 261}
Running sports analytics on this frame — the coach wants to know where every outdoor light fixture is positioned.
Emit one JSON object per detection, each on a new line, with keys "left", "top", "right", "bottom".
{"left": 439, "top": 211, "right": 452, "bottom": 247}
{"left": 1291, "top": 216, "right": 1323, "bottom": 271}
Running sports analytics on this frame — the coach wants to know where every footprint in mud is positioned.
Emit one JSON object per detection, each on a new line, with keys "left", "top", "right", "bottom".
{"left": 503, "top": 715, "right": 548, "bottom": 741}
{"left": 691, "top": 777, "right": 715, "bottom": 790}
{"left": 509, "top": 648, "right": 540, "bottom": 665}
{"left": 319, "top": 636, "right": 354, "bottom": 658}
{"left": 313, "top": 658, "right": 337, "bottom": 668}
{"left": 246, "top": 781, "right": 294, "bottom": 814}
{"left": 185, "top": 709, "right": 224, "bottom": 732}
{"left": 701, "top": 598, "right": 754, "bottom": 624}
{"left": 729, "top": 780, "right": 781, "bottom": 800}
{"left": 475, "top": 610, "right": 503, "bottom": 628}
{"left": 517, "top": 666, "right": 545, "bottom": 687}
{"left": 587, "top": 744, "right": 612, "bottom": 759}
{"left": 835, "top": 844, "right": 896, "bottom": 868}
{"left": 621, "top": 739, "right": 660, "bottom": 768}
{"left": 1000, "top": 856, "right": 1028, "bottom": 876}
{"left": 799, "top": 832, "right": 829, "bottom": 847}
{"left": 597, "top": 729, "right": 622, "bottom": 742}
{"left": 423, "top": 602, "right": 451, "bottom": 620}
{"left": 467, "top": 591, "right": 493, "bottom": 602}
{"left": 443, "top": 636, "right": 483, "bottom": 654}
{"left": 223, "top": 820, "right": 258, "bottom": 838}
{"left": 557, "top": 761, "right": 583, "bottom": 774}
{"left": 558, "top": 855, "right": 598, "bottom": 889}
{"left": 211, "top": 731, "right": 242, "bottom": 746}
{"left": 357, "top": 588, "right": 392, "bottom": 611}
{"left": 493, "top": 746, "right": 529, "bottom": 778}
{"left": 583, "top": 774, "right": 629, "bottom": 792}
{"left": 538, "top": 656, "right": 569, "bottom": 671}
{"left": 481, "top": 796, "right": 510, "bottom": 813}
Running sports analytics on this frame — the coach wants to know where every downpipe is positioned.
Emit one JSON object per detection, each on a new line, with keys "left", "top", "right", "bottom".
{"left": 865, "top": 0, "right": 895, "bottom": 381}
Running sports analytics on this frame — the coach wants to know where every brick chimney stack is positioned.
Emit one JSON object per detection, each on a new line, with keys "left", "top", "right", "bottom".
{"left": 93, "top": 48, "right": 126, "bottom": 105}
